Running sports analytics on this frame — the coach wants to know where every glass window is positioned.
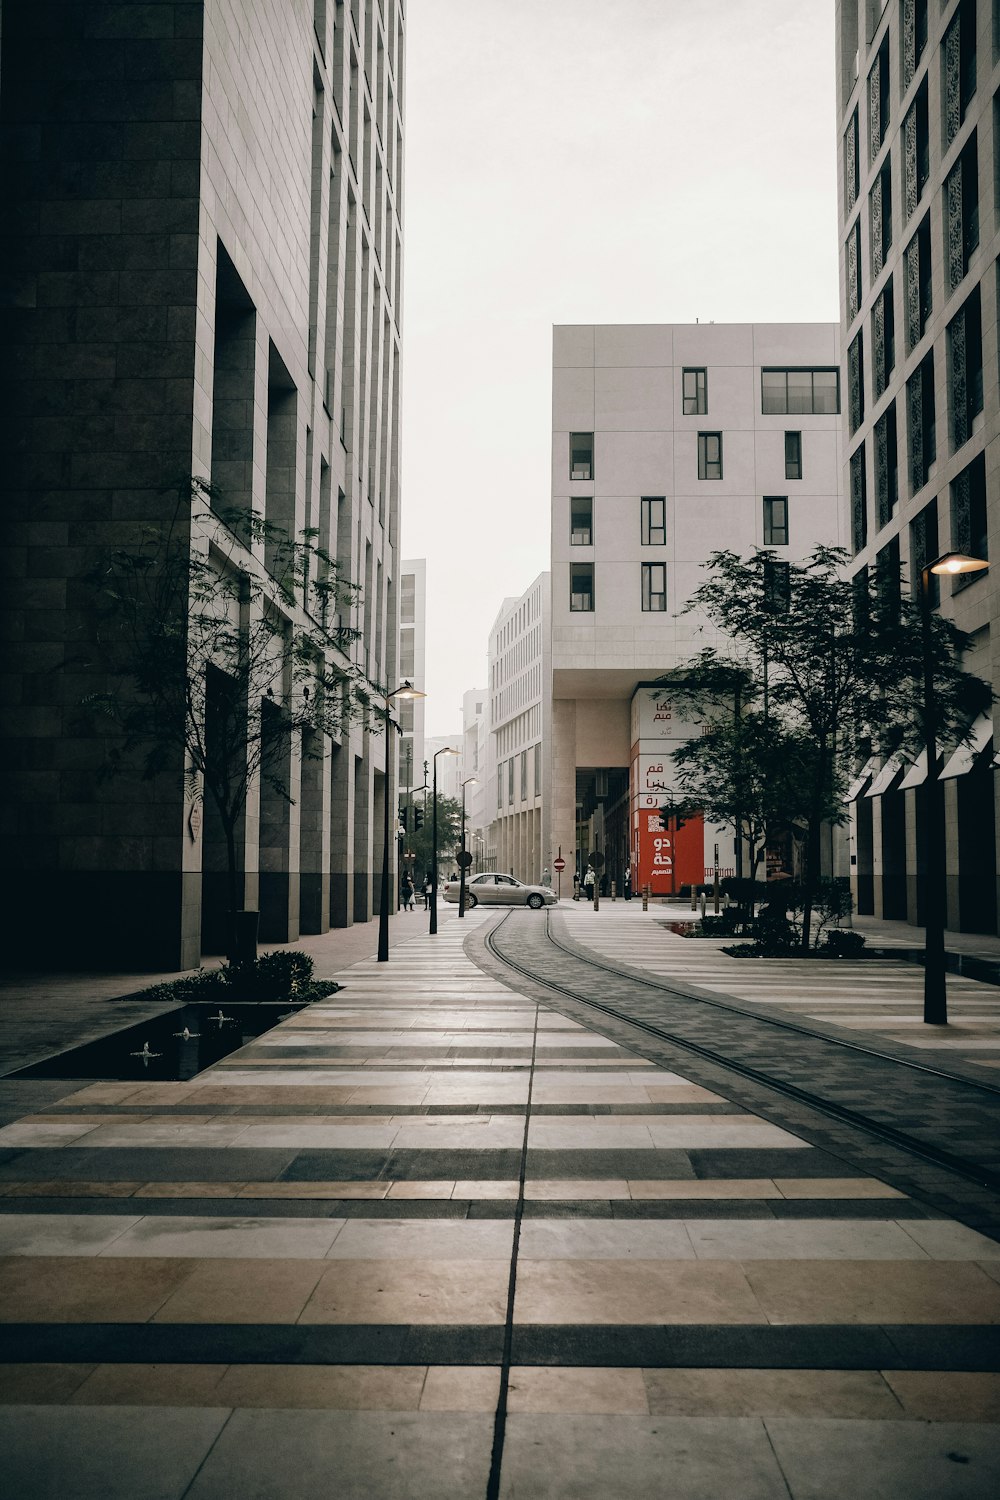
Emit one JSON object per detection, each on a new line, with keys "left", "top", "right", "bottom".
{"left": 763, "top": 496, "right": 789, "bottom": 547}
{"left": 508, "top": 759, "right": 514, "bottom": 805}
{"left": 570, "top": 495, "right": 592, "bottom": 545}
{"left": 520, "top": 750, "right": 527, "bottom": 800}
{"left": 697, "top": 432, "right": 722, "bottom": 479}
{"left": 784, "top": 431, "right": 802, "bottom": 480}
{"left": 761, "top": 368, "right": 840, "bottom": 415}
{"left": 533, "top": 741, "right": 541, "bottom": 796}
{"left": 682, "top": 367, "right": 707, "bottom": 414}
{"left": 570, "top": 562, "right": 594, "bottom": 612}
{"left": 641, "top": 562, "right": 667, "bottom": 611}
{"left": 640, "top": 496, "right": 666, "bottom": 545}
{"left": 570, "top": 431, "right": 593, "bottom": 481}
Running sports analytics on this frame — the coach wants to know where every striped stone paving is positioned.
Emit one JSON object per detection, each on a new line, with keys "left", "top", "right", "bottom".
{"left": 1, "top": 909, "right": 999, "bottom": 1498}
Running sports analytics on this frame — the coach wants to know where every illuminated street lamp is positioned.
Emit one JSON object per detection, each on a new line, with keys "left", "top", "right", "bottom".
{"left": 457, "top": 776, "right": 478, "bottom": 919}
{"left": 919, "top": 552, "right": 988, "bottom": 1023}
{"left": 429, "top": 745, "right": 460, "bottom": 935}
{"left": 378, "top": 681, "right": 425, "bottom": 963}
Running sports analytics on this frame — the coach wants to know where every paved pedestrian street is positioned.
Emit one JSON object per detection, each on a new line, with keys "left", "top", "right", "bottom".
{"left": 1, "top": 910, "right": 999, "bottom": 1498}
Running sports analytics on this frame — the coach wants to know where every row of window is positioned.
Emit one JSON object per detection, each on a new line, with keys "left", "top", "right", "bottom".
{"left": 571, "top": 429, "right": 807, "bottom": 488}
{"left": 568, "top": 510, "right": 793, "bottom": 614}
{"left": 570, "top": 491, "right": 793, "bottom": 547}
{"left": 496, "top": 743, "right": 543, "bottom": 809}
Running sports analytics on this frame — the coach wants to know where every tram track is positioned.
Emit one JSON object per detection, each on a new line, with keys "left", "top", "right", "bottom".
{"left": 483, "top": 910, "right": 1000, "bottom": 1202}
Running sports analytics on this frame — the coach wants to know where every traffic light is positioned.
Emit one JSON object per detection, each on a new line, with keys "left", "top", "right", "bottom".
{"left": 659, "top": 803, "right": 686, "bottom": 832}
{"left": 414, "top": 806, "right": 424, "bottom": 831}
{"left": 400, "top": 807, "right": 408, "bottom": 831}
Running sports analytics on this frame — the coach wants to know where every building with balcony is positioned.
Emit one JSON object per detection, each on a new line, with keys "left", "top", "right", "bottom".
{"left": 0, "top": 0, "right": 406, "bottom": 967}
{"left": 836, "top": 0, "right": 998, "bottom": 932}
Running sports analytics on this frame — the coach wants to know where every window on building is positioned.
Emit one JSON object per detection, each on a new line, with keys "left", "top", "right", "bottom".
{"left": 902, "top": 76, "right": 929, "bottom": 222}
{"left": 399, "top": 697, "right": 414, "bottom": 733}
{"left": 497, "top": 767, "right": 503, "bottom": 809}
{"left": 533, "top": 741, "right": 541, "bottom": 796}
{"left": 763, "top": 496, "right": 789, "bottom": 547}
{"left": 400, "top": 575, "right": 415, "bottom": 624}
{"left": 870, "top": 157, "right": 893, "bottom": 277}
{"left": 682, "top": 367, "right": 707, "bottom": 414}
{"left": 950, "top": 452, "right": 988, "bottom": 592}
{"left": 520, "top": 750, "right": 527, "bottom": 801}
{"left": 761, "top": 368, "right": 840, "bottom": 414}
{"left": 848, "top": 331, "right": 865, "bottom": 435}
{"left": 901, "top": 0, "right": 928, "bottom": 91}
{"left": 903, "top": 213, "right": 931, "bottom": 349}
{"left": 846, "top": 216, "right": 862, "bottom": 323}
{"left": 850, "top": 443, "right": 868, "bottom": 554}
{"left": 948, "top": 284, "right": 983, "bottom": 449}
{"left": 399, "top": 626, "right": 415, "bottom": 678}
{"left": 570, "top": 562, "right": 594, "bottom": 612}
{"left": 873, "top": 277, "right": 896, "bottom": 399}
{"left": 868, "top": 31, "right": 890, "bottom": 162}
{"left": 875, "top": 534, "right": 902, "bottom": 621}
{"left": 944, "top": 133, "right": 979, "bottom": 291}
{"left": 784, "top": 431, "right": 802, "bottom": 480}
{"left": 909, "top": 496, "right": 940, "bottom": 605}
{"left": 697, "top": 432, "right": 723, "bottom": 479}
{"left": 874, "top": 402, "right": 899, "bottom": 529}
{"left": 570, "top": 495, "right": 593, "bottom": 545}
{"left": 570, "top": 432, "right": 593, "bottom": 480}
{"left": 845, "top": 106, "right": 860, "bottom": 212}
{"left": 942, "top": 0, "right": 977, "bottom": 148}
{"left": 906, "top": 349, "right": 936, "bottom": 493}
{"left": 641, "top": 562, "right": 667, "bottom": 611}
{"left": 640, "top": 496, "right": 666, "bottom": 545}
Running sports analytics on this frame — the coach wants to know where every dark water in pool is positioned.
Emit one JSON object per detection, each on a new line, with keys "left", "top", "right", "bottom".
{"left": 7, "top": 1002, "right": 307, "bottom": 1083}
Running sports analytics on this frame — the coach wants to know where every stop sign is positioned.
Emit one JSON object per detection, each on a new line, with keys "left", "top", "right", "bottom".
{"left": 553, "top": 857, "right": 566, "bottom": 872}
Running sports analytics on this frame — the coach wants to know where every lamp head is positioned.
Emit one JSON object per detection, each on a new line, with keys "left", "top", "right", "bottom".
{"left": 929, "top": 552, "right": 989, "bottom": 577}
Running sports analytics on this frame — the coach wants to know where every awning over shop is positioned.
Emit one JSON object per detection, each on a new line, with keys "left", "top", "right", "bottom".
{"left": 864, "top": 755, "right": 906, "bottom": 798}
{"left": 941, "top": 714, "right": 993, "bottom": 781}
{"left": 844, "top": 755, "right": 880, "bottom": 802}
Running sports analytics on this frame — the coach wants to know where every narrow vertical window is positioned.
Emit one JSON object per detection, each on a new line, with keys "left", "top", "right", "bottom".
{"left": 848, "top": 331, "right": 865, "bottom": 435}
{"left": 874, "top": 402, "right": 898, "bottom": 528}
{"left": 910, "top": 497, "right": 940, "bottom": 605}
{"left": 763, "top": 497, "right": 789, "bottom": 547}
{"left": 641, "top": 562, "right": 667, "bottom": 611}
{"left": 850, "top": 443, "right": 868, "bottom": 554}
{"left": 906, "top": 349, "right": 936, "bottom": 493}
{"left": 570, "top": 563, "right": 594, "bottom": 612}
{"left": 697, "top": 432, "right": 722, "bottom": 479}
{"left": 870, "top": 157, "right": 892, "bottom": 277}
{"left": 846, "top": 217, "right": 861, "bottom": 322}
{"left": 570, "top": 496, "right": 593, "bottom": 545}
{"left": 570, "top": 432, "right": 593, "bottom": 481}
{"left": 682, "top": 367, "right": 707, "bottom": 414}
{"left": 640, "top": 496, "right": 666, "bottom": 545}
{"left": 784, "top": 431, "right": 802, "bottom": 480}
{"left": 950, "top": 453, "right": 988, "bottom": 591}
{"left": 873, "top": 277, "right": 896, "bottom": 398}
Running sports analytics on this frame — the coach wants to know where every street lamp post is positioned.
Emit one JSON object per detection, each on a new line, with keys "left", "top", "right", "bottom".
{"left": 458, "top": 776, "right": 478, "bottom": 919}
{"left": 377, "top": 681, "right": 425, "bottom": 963}
{"left": 918, "top": 552, "right": 988, "bottom": 1023}
{"left": 429, "top": 745, "right": 460, "bottom": 936}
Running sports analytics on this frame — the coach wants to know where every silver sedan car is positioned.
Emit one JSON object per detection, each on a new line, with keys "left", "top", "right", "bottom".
{"left": 442, "top": 873, "right": 557, "bottom": 910}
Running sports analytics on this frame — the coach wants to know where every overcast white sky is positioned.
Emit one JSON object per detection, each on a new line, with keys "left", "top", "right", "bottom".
{"left": 400, "top": 0, "right": 840, "bottom": 736}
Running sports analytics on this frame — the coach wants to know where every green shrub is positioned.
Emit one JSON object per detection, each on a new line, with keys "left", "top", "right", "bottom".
{"left": 222, "top": 950, "right": 315, "bottom": 1000}
{"left": 823, "top": 928, "right": 866, "bottom": 957}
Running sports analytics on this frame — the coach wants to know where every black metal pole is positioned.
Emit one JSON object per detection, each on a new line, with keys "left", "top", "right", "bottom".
{"left": 377, "top": 699, "right": 391, "bottom": 962}
{"left": 458, "top": 783, "right": 468, "bottom": 919}
{"left": 430, "top": 753, "right": 440, "bottom": 936}
{"left": 920, "top": 565, "right": 947, "bottom": 1024}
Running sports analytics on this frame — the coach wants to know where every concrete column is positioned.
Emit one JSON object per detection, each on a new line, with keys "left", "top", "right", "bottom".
{"left": 551, "top": 699, "right": 578, "bottom": 884}
{"left": 299, "top": 731, "right": 330, "bottom": 933}
{"left": 329, "top": 741, "right": 354, "bottom": 927}
{"left": 353, "top": 748, "right": 373, "bottom": 921}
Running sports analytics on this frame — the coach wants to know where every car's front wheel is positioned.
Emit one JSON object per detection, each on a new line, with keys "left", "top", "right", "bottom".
{"left": 463, "top": 892, "right": 478, "bottom": 910}
{"left": 527, "top": 893, "right": 544, "bottom": 910}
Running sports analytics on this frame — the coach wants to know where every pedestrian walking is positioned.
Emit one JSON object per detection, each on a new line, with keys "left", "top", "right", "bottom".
{"left": 423, "top": 877, "right": 432, "bottom": 910}
{"left": 401, "top": 874, "right": 414, "bottom": 911}
{"left": 583, "top": 867, "right": 595, "bottom": 899}
{"left": 573, "top": 872, "right": 580, "bottom": 901}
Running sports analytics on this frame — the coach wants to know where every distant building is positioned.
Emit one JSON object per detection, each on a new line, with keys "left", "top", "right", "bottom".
{"left": 487, "top": 575, "right": 551, "bottom": 883}
{"left": 836, "top": 0, "right": 998, "bottom": 932}
{"left": 399, "top": 560, "right": 427, "bottom": 799}
{"left": 549, "top": 323, "right": 843, "bottom": 896}
{"left": 425, "top": 735, "right": 463, "bottom": 805}
{"left": 461, "top": 689, "right": 489, "bottom": 869}
{"left": 0, "top": 1, "right": 406, "bottom": 966}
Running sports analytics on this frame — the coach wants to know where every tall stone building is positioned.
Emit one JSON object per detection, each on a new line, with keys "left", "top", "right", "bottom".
{"left": 836, "top": 0, "right": 998, "bottom": 931}
{"left": 486, "top": 574, "right": 550, "bottom": 884}
{"left": 1, "top": 0, "right": 405, "bottom": 968}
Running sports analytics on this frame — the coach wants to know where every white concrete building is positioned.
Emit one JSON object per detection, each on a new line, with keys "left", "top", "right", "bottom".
{"left": 425, "top": 735, "right": 463, "bottom": 805}
{"left": 461, "top": 689, "right": 489, "bottom": 868}
{"left": 550, "top": 322, "right": 844, "bottom": 896}
{"left": 399, "top": 559, "right": 427, "bottom": 800}
{"left": 487, "top": 574, "right": 551, "bottom": 883}
{"left": 836, "top": 0, "right": 999, "bottom": 933}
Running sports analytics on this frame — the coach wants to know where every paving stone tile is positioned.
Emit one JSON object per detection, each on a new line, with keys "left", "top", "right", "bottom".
{"left": 895, "top": 1219, "right": 1000, "bottom": 1259}
{"left": 745, "top": 1260, "right": 1000, "bottom": 1325}
{"left": 764, "top": 1416, "right": 1000, "bottom": 1499}
{"left": 214, "top": 1362, "right": 427, "bottom": 1410}
{"left": 71, "top": 1362, "right": 228, "bottom": 1406}
{"left": 0, "top": 1361, "right": 96, "bottom": 1403}
{"left": 302, "top": 1259, "right": 510, "bottom": 1324}
{"left": 627, "top": 1179, "right": 778, "bottom": 1199}
{"left": 419, "top": 1365, "right": 501, "bottom": 1411}
{"left": 518, "top": 1219, "right": 694, "bottom": 1260}
{"left": 684, "top": 1218, "right": 932, "bottom": 1261}
{"left": 515, "top": 1259, "right": 765, "bottom": 1325}
{"left": 151, "top": 1258, "right": 326, "bottom": 1324}
{"left": 0, "top": 1255, "right": 191, "bottom": 1322}
{"left": 0, "top": 1405, "right": 230, "bottom": 1500}
{"left": 882, "top": 1370, "right": 1000, "bottom": 1421}
{"left": 0, "top": 1213, "right": 143, "bottom": 1256}
{"left": 642, "top": 1367, "right": 903, "bottom": 1418}
{"left": 507, "top": 1366, "right": 649, "bottom": 1414}
{"left": 326, "top": 1218, "right": 513, "bottom": 1261}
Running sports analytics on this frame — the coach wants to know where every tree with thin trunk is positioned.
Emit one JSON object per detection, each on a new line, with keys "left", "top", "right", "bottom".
{"left": 80, "top": 475, "right": 369, "bottom": 957}
{"left": 665, "top": 547, "right": 991, "bottom": 950}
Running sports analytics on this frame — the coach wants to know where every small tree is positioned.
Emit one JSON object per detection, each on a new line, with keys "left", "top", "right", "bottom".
{"left": 669, "top": 547, "right": 991, "bottom": 950}
{"left": 401, "top": 796, "right": 462, "bottom": 886}
{"left": 81, "top": 475, "right": 368, "bottom": 956}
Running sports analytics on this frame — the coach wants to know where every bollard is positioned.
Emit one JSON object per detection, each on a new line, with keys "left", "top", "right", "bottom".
{"left": 593, "top": 886, "right": 600, "bottom": 912}
{"left": 642, "top": 884, "right": 649, "bottom": 912}
{"left": 611, "top": 880, "right": 617, "bottom": 902}
{"left": 699, "top": 892, "right": 707, "bottom": 920}
{"left": 690, "top": 884, "right": 697, "bottom": 911}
